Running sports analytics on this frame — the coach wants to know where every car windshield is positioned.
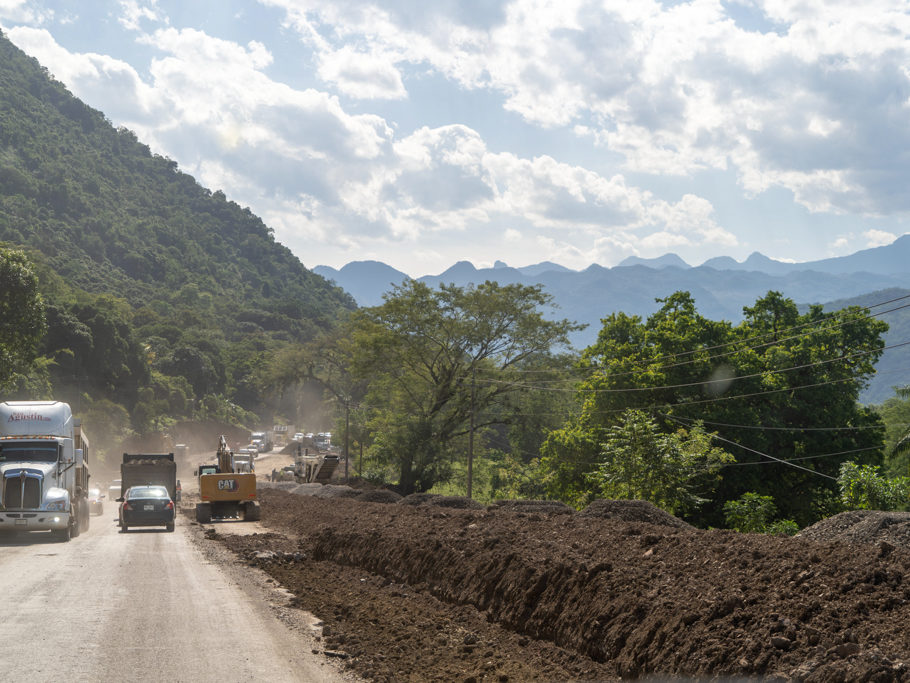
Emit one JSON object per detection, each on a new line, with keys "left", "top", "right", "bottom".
{"left": 0, "top": 443, "right": 59, "bottom": 463}
{"left": 89, "top": 488, "right": 101, "bottom": 497}
{"left": 126, "top": 486, "right": 168, "bottom": 499}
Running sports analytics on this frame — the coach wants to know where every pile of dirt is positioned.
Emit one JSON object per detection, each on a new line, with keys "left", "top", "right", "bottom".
{"left": 491, "top": 499, "right": 573, "bottom": 515}
{"left": 355, "top": 489, "right": 403, "bottom": 504}
{"left": 399, "top": 492, "right": 440, "bottom": 506}
{"left": 207, "top": 490, "right": 910, "bottom": 681}
{"left": 259, "top": 481, "right": 298, "bottom": 492}
{"left": 422, "top": 495, "right": 485, "bottom": 510}
{"left": 798, "top": 510, "right": 910, "bottom": 546}
{"left": 312, "top": 484, "right": 361, "bottom": 499}
{"left": 578, "top": 498, "right": 694, "bottom": 529}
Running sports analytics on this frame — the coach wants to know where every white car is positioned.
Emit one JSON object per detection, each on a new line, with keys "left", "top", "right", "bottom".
{"left": 293, "top": 432, "right": 305, "bottom": 442}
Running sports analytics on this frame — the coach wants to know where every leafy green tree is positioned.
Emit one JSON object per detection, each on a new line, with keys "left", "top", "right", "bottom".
{"left": 723, "top": 492, "right": 799, "bottom": 535}
{"left": 881, "top": 386, "right": 910, "bottom": 476}
{"left": 586, "top": 409, "right": 734, "bottom": 516}
{"left": 543, "top": 291, "right": 887, "bottom": 527}
{"left": 346, "top": 280, "right": 579, "bottom": 494}
{"left": 0, "top": 247, "right": 46, "bottom": 388}
{"left": 837, "top": 461, "right": 909, "bottom": 511}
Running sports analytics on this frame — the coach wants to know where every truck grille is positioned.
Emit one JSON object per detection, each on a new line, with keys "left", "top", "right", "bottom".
{"left": 3, "top": 476, "right": 41, "bottom": 509}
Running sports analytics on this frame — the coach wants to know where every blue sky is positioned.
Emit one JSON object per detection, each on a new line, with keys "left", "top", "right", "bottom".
{"left": 2, "top": 0, "right": 909, "bottom": 276}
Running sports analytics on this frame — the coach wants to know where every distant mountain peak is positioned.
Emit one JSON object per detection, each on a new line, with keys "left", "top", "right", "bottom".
{"left": 493, "top": 260, "right": 509, "bottom": 269}
{"left": 618, "top": 253, "right": 691, "bottom": 269}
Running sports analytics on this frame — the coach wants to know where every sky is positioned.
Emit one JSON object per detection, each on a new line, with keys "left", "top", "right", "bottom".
{"left": 1, "top": 0, "right": 909, "bottom": 277}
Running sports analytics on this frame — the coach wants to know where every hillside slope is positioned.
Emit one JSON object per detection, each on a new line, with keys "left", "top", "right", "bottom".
{"left": 0, "top": 31, "right": 354, "bottom": 338}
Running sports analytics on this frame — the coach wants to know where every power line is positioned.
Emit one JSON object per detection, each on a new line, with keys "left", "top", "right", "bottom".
{"left": 664, "top": 413, "right": 891, "bottom": 433}
{"left": 661, "top": 414, "right": 839, "bottom": 480}
{"left": 474, "top": 338, "right": 910, "bottom": 395}
{"left": 479, "top": 292, "right": 910, "bottom": 384}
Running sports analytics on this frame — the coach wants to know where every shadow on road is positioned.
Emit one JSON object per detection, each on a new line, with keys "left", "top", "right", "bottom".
{"left": 0, "top": 530, "right": 64, "bottom": 546}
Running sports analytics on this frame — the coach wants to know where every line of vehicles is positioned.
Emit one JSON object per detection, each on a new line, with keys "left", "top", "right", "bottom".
{"left": 0, "top": 400, "right": 274, "bottom": 541}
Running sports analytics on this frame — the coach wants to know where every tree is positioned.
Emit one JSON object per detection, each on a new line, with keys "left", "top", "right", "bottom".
{"left": 837, "top": 461, "right": 909, "bottom": 511}
{"left": 543, "top": 290, "right": 888, "bottom": 527}
{"left": 723, "top": 492, "right": 798, "bottom": 535}
{"left": 346, "top": 280, "right": 579, "bottom": 494}
{"left": 883, "top": 386, "right": 910, "bottom": 476}
{"left": 586, "top": 409, "right": 734, "bottom": 516}
{"left": 0, "top": 247, "right": 46, "bottom": 389}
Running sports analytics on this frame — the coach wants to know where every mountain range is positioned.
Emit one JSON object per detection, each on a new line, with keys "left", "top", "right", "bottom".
{"left": 315, "top": 238, "right": 910, "bottom": 404}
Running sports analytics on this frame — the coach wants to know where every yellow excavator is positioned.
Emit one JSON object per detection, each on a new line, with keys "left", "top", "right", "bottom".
{"left": 194, "top": 436, "right": 260, "bottom": 523}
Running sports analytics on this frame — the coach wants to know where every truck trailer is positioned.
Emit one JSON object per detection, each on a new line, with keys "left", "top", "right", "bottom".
{"left": 0, "top": 401, "right": 91, "bottom": 541}
{"left": 120, "top": 452, "right": 178, "bottom": 501}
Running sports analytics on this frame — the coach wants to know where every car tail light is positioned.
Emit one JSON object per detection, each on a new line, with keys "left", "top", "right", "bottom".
{"left": 165, "top": 500, "right": 174, "bottom": 510}
{"left": 122, "top": 501, "right": 132, "bottom": 510}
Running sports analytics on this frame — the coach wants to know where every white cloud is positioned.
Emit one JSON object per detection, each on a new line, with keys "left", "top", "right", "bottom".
{"left": 6, "top": 26, "right": 162, "bottom": 123}
{"left": 863, "top": 229, "right": 897, "bottom": 248}
{"left": 317, "top": 46, "right": 406, "bottom": 99}
{"left": 830, "top": 235, "right": 851, "bottom": 250}
{"left": 259, "top": 0, "right": 910, "bottom": 221}
{"left": 117, "top": 0, "right": 165, "bottom": 31}
{"left": 0, "top": 0, "right": 52, "bottom": 24}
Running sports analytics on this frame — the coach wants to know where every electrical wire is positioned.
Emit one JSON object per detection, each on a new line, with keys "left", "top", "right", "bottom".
{"left": 478, "top": 293, "right": 910, "bottom": 383}
{"left": 473, "top": 338, "right": 910, "bottom": 395}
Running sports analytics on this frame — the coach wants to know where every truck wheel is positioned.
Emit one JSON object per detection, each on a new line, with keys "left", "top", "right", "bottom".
{"left": 166, "top": 522, "right": 175, "bottom": 532}
{"left": 53, "top": 525, "right": 71, "bottom": 542}
{"left": 71, "top": 512, "right": 80, "bottom": 538}
{"left": 80, "top": 502, "right": 90, "bottom": 533}
{"left": 195, "top": 503, "right": 212, "bottom": 524}
{"left": 243, "top": 501, "right": 261, "bottom": 521}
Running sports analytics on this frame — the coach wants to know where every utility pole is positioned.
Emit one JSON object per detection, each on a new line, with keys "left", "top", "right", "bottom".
{"left": 344, "top": 398, "right": 350, "bottom": 483}
{"left": 467, "top": 363, "right": 475, "bottom": 499}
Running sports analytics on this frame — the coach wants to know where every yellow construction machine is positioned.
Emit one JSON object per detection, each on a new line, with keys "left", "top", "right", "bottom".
{"left": 194, "top": 436, "right": 260, "bottom": 523}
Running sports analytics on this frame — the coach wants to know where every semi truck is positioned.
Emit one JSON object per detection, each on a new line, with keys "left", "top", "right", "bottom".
{"left": 250, "top": 430, "right": 273, "bottom": 453}
{"left": 0, "top": 400, "right": 91, "bottom": 541}
{"left": 120, "top": 452, "right": 178, "bottom": 502}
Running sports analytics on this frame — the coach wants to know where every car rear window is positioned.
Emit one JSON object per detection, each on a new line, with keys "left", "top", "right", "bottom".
{"left": 127, "top": 486, "right": 168, "bottom": 499}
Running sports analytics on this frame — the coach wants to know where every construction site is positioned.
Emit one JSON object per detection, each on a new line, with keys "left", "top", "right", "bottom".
{"left": 181, "top": 443, "right": 910, "bottom": 682}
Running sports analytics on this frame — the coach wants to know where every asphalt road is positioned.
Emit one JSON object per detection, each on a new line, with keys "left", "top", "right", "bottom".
{"left": 0, "top": 508, "right": 348, "bottom": 683}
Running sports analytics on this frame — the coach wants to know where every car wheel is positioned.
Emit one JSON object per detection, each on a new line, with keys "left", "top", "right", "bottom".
{"left": 121, "top": 525, "right": 128, "bottom": 533}
{"left": 166, "top": 522, "right": 175, "bottom": 532}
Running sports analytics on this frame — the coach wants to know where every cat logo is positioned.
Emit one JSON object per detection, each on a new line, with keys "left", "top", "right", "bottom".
{"left": 217, "top": 479, "right": 238, "bottom": 492}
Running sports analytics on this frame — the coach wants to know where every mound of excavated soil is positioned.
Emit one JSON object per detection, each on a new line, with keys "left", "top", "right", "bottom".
{"left": 290, "top": 483, "right": 323, "bottom": 496}
{"left": 312, "top": 484, "right": 360, "bottom": 499}
{"left": 492, "top": 499, "right": 574, "bottom": 515}
{"left": 579, "top": 498, "right": 694, "bottom": 529}
{"left": 424, "top": 495, "right": 485, "bottom": 510}
{"left": 398, "top": 492, "right": 440, "bottom": 506}
{"left": 798, "top": 510, "right": 910, "bottom": 546}
{"left": 210, "top": 490, "right": 910, "bottom": 681}
{"left": 259, "top": 481, "right": 298, "bottom": 491}
{"left": 355, "top": 489, "right": 402, "bottom": 504}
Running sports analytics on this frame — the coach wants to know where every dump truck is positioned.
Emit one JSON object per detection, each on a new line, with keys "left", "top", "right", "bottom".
{"left": 0, "top": 400, "right": 91, "bottom": 541}
{"left": 250, "top": 430, "right": 273, "bottom": 453}
{"left": 195, "top": 436, "right": 260, "bottom": 523}
{"left": 120, "top": 452, "right": 178, "bottom": 502}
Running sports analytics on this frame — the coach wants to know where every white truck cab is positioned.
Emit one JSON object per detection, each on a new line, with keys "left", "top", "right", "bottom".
{"left": 0, "top": 401, "right": 90, "bottom": 541}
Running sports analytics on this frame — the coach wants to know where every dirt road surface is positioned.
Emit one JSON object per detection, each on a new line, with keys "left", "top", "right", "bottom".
{"left": 0, "top": 509, "right": 351, "bottom": 682}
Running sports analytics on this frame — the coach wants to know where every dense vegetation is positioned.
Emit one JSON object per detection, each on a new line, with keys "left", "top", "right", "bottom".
{"left": 0, "top": 31, "right": 354, "bottom": 459}
{"left": 2, "top": 30, "right": 909, "bottom": 528}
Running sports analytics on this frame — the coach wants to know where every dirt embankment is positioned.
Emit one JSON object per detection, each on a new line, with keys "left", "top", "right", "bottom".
{"left": 203, "top": 489, "right": 910, "bottom": 681}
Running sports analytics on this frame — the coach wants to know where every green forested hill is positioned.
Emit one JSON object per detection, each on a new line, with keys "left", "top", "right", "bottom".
{"left": 0, "top": 31, "right": 355, "bottom": 455}
{"left": 0, "top": 31, "right": 353, "bottom": 333}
